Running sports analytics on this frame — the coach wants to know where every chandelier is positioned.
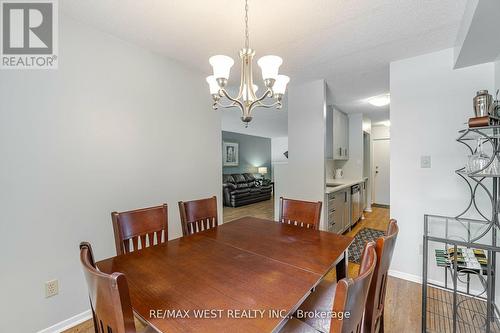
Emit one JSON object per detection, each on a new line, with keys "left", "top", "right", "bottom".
{"left": 206, "top": 0, "right": 290, "bottom": 126}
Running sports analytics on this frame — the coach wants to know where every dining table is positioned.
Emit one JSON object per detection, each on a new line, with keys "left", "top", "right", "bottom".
{"left": 97, "top": 216, "right": 353, "bottom": 333}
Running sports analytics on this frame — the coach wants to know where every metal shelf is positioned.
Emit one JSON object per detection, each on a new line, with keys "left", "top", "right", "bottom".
{"left": 456, "top": 170, "right": 500, "bottom": 178}
{"left": 423, "top": 125, "right": 500, "bottom": 332}
{"left": 425, "top": 286, "right": 500, "bottom": 333}
{"left": 458, "top": 125, "right": 500, "bottom": 141}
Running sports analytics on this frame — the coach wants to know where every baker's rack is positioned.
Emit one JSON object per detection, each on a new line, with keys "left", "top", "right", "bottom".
{"left": 422, "top": 125, "right": 500, "bottom": 332}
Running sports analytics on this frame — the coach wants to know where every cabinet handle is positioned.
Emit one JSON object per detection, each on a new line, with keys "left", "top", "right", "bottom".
{"left": 339, "top": 147, "right": 342, "bottom": 156}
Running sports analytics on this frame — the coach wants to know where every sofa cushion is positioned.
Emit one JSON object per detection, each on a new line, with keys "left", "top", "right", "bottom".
{"left": 233, "top": 188, "right": 250, "bottom": 195}
{"left": 231, "top": 191, "right": 251, "bottom": 199}
{"left": 260, "top": 186, "right": 273, "bottom": 194}
{"left": 243, "top": 173, "right": 257, "bottom": 187}
{"left": 223, "top": 174, "right": 236, "bottom": 184}
{"left": 232, "top": 174, "right": 247, "bottom": 183}
{"left": 236, "top": 183, "right": 249, "bottom": 189}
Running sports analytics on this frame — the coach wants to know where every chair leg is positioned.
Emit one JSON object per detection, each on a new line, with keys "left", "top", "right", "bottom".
{"left": 379, "top": 310, "right": 385, "bottom": 333}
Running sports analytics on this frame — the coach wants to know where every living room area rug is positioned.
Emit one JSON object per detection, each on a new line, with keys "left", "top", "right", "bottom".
{"left": 348, "top": 228, "right": 385, "bottom": 264}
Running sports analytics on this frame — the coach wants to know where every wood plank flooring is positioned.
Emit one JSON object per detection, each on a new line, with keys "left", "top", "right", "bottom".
{"left": 223, "top": 197, "right": 275, "bottom": 222}
{"left": 65, "top": 205, "right": 422, "bottom": 333}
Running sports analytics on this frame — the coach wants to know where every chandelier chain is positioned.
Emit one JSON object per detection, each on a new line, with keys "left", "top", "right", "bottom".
{"left": 244, "top": 0, "right": 249, "bottom": 49}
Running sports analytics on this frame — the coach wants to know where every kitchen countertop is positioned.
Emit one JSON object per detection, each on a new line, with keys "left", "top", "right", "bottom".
{"left": 325, "top": 177, "right": 368, "bottom": 194}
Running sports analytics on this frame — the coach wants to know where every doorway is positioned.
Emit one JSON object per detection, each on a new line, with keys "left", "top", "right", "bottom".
{"left": 373, "top": 139, "right": 390, "bottom": 206}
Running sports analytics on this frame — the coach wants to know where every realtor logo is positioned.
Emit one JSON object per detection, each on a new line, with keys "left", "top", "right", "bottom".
{"left": 1, "top": 0, "right": 58, "bottom": 69}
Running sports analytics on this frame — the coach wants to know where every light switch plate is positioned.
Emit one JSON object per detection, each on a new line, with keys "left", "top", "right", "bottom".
{"left": 421, "top": 156, "right": 431, "bottom": 168}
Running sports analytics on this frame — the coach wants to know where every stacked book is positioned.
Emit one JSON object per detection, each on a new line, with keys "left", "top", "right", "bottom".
{"left": 435, "top": 247, "right": 488, "bottom": 274}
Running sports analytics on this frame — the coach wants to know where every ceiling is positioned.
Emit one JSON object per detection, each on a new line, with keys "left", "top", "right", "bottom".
{"left": 61, "top": 0, "right": 468, "bottom": 136}
{"left": 221, "top": 106, "right": 288, "bottom": 138}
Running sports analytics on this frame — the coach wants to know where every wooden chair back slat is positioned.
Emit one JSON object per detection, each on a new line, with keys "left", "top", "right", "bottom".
{"left": 364, "top": 219, "right": 399, "bottom": 333}
{"left": 330, "top": 242, "right": 377, "bottom": 333}
{"left": 111, "top": 204, "right": 168, "bottom": 255}
{"left": 279, "top": 197, "right": 322, "bottom": 230}
{"left": 178, "top": 196, "right": 218, "bottom": 236}
{"left": 79, "top": 242, "right": 137, "bottom": 333}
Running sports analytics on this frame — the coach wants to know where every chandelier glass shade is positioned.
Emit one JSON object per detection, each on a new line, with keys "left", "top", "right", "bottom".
{"left": 206, "top": 0, "right": 289, "bottom": 125}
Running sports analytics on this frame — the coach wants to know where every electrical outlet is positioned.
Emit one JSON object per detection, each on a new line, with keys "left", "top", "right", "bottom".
{"left": 45, "top": 279, "right": 58, "bottom": 298}
{"left": 421, "top": 155, "right": 431, "bottom": 168}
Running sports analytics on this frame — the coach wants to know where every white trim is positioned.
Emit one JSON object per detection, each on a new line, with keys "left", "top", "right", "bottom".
{"left": 388, "top": 269, "right": 483, "bottom": 296}
{"left": 37, "top": 310, "right": 92, "bottom": 333}
{"left": 388, "top": 269, "right": 422, "bottom": 284}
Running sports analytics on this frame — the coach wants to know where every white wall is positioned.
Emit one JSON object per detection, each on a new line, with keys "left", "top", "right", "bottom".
{"left": 371, "top": 125, "right": 390, "bottom": 140}
{"left": 390, "top": 48, "right": 495, "bottom": 281}
{"left": 496, "top": 60, "right": 500, "bottom": 91}
{"left": 276, "top": 80, "right": 326, "bottom": 226}
{"left": 273, "top": 163, "right": 289, "bottom": 221}
{"left": 271, "top": 137, "right": 289, "bottom": 164}
{"left": 0, "top": 16, "right": 222, "bottom": 332}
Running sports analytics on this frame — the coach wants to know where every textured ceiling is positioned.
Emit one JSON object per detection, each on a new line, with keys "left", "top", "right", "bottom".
{"left": 61, "top": 0, "right": 467, "bottom": 136}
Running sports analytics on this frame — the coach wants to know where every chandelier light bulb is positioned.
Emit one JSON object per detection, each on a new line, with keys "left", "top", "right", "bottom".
{"left": 257, "top": 55, "right": 283, "bottom": 83}
{"left": 273, "top": 75, "right": 290, "bottom": 95}
{"left": 206, "top": 76, "right": 219, "bottom": 95}
{"left": 209, "top": 55, "right": 234, "bottom": 82}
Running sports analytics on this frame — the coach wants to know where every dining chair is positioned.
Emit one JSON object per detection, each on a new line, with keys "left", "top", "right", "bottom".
{"left": 279, "top": 197, "right": 322, "bottom": 230}
{"left": 111, "top": 204, "right": 168, "bottom": 255}
{"left": 178, "top": 196, "right": 218, "bottom": 236}
{"left": 363, "top": 219, "right": 399, "bottom": 333}
{"left": 281, "top": 242, "right": 377, "bottom": 333}
{"left": 79, "top": 242, "right": 157, "bottom": 333}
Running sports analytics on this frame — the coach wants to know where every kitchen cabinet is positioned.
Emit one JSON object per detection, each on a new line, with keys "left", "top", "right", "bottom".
{"left": 361, "top": 180, "right": 367, "bottom": 211}
{"left": 326, "top": 189, "right": 350, "bottom": 234}
{"left": 333, "top": 108, "right": 349, "bottom": 160}
{"left": 351, "top": 184, "right": 362, "bottom": 225}
{"left": 325, "top": 106, "right": 333, "bottom": 160}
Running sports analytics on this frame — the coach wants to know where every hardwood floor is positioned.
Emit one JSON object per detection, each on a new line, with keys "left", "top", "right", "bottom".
{"left": 65, "top": 206, "right": 422, "bottom": 333}
{"left": 223, "top": 197, "right": 274, "bottom": 222}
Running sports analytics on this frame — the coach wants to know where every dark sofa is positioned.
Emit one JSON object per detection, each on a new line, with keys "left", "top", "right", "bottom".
{"left": 223, "top": 173, "right": 273, "bottom": 207}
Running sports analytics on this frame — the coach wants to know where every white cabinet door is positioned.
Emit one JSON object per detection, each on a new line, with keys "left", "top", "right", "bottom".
{"left": 325, "top": 106, "right": 333, "bottom": 159}
{"left": 340, "top": 112, "right": 349, "bottom": 159}
{"left": 333, "top": 109, "right": 349, "bottom": 160}
{"left": 333, "top": 109, "right": 342, "bottom": 159}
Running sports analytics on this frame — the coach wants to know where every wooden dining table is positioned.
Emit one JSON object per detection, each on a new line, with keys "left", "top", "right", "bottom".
{"left": 97, "top": 216, "right": 353, "bottom": 333}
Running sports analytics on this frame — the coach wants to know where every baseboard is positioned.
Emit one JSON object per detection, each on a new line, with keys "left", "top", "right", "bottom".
{"left": 37, "top": 310, "right": 92, "bottom": 333}
{"left": 372, "top": 203, "right": 390, "bottom": 209}
{"left": 388, "top": 269, "right": 422, "bottom": 284}
{"left": 388, "top": 269, "right": 484, "bottom": 296}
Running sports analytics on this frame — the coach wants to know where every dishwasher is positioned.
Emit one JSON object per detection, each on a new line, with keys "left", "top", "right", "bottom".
{"left": 351, "top": 184, "right": 361, "bottom": 225}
